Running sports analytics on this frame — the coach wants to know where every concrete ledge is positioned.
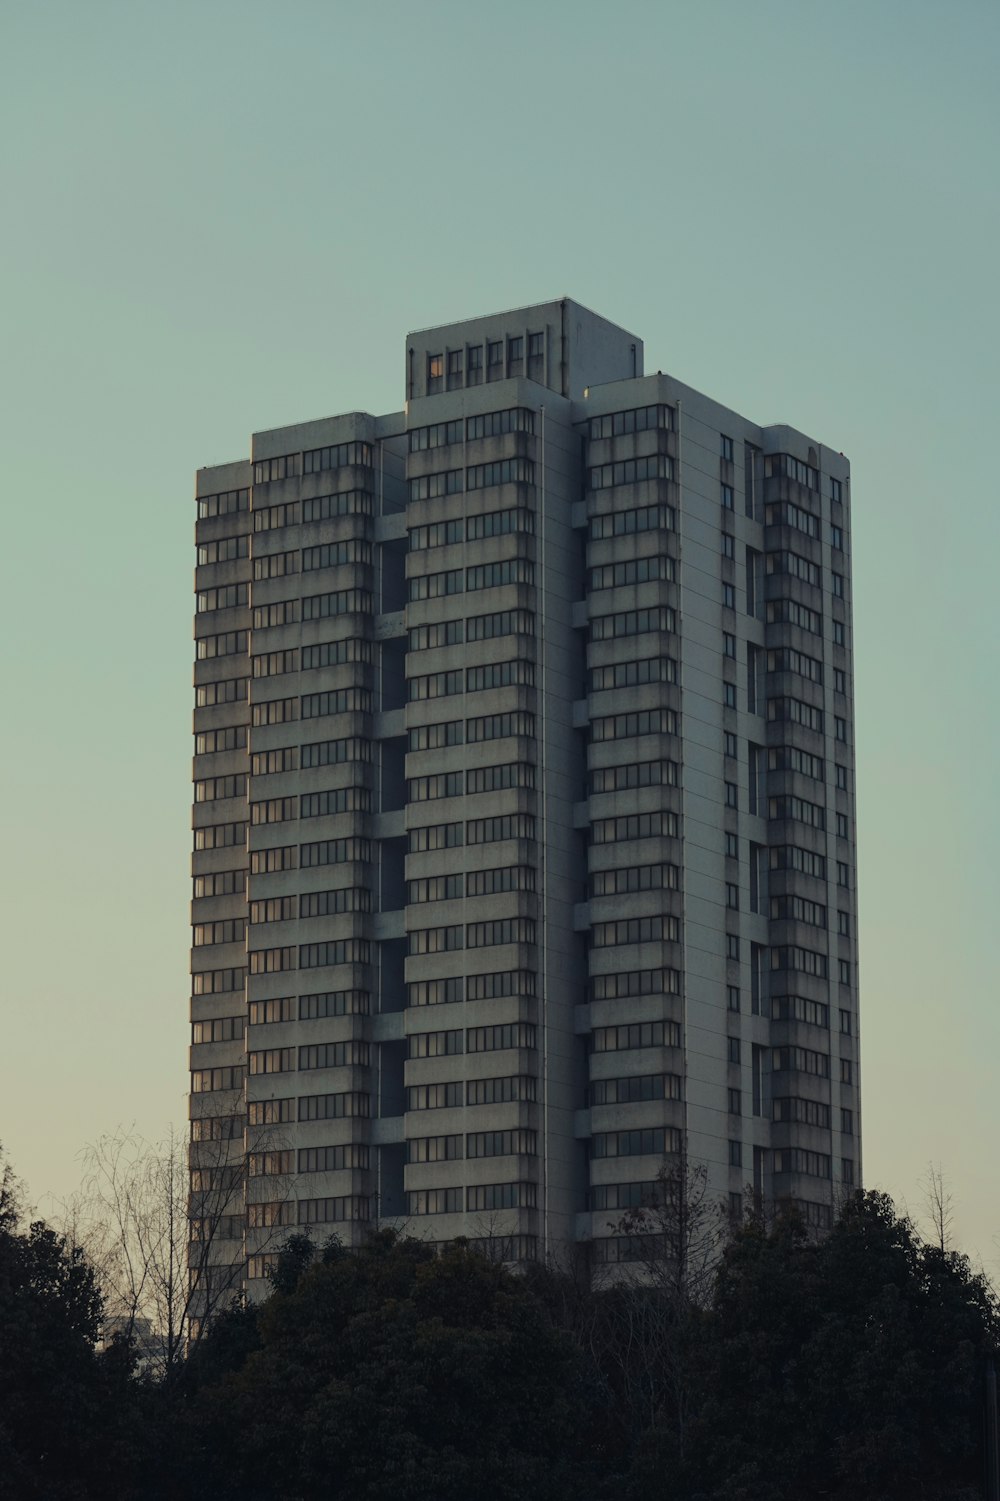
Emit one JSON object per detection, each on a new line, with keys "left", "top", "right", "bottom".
{"left": 372, "top": 909, "right": 405, "bottom": 941}
{"left": 374, "top": 514, "right": 406, "bottom": 542}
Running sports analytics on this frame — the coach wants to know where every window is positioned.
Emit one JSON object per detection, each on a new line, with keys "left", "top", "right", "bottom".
{"left": 724, "top": 683, "right": 737, "bottom": 709}
{"left": 447, "top": 350, "right": 463, "bottom": 387}
{"left": 832, "top": 572, "right": 844, "bottom": 598}
{"left": 724, "top": 632, "right": 736, "bottom": 659}
{"left": 837, "top": 861, "right": 850, "bottom": 888}
{"left": 841, "top": 1108, "right": 854, "bottom": 1135}
{"left": 721, "top": 483, "right": 734, "bottom": 510}
{"left": 721, "top": 435, "right": 734, "bottom": 462}
{"left": 836, "top": 813, "right": 849, "bottom": 838}
{"left": 592, "top": 1020, "right": 680, "bottom": 1052}
{"left": 839, "top": 958, "right": 851, "bottom": 984}
{"left": 728, "top": 1036, "right": 741, "bottom": 1065}
{"left": 507, "top": 335, "right": 524, "bottom": 375}
{"left": 725, "top": 781, "right": 738, "bottom": 809}
{"left": 409, "top": 418, "right": 463, "bottom": 453}
{"left": 588, "top": 455, "right": 673, "bottom": 490}
{"left": 407, "top": 1082, "right": 463, "bottom": 1111}
{"left": 727, "top": 935, "right": 740, "bottom": 961}
{"left": 728, "top": 1088, "right": 742, "bottom": 1116}
{"left": 728, "top": 985, "right": 740, "bottom": 1012}
{"left": 729, "top": 1140, "right": 742, "bottom": 1168}
{"left": 726, "top": 883, "right": 739, "bottom": 910}
{"left": 841, "top": 1059, "right": 854, "bottom": 1084}
{"left": 588, "top": 404, "right": 673, "bottom": 441}
{"left": 589, "top": 503, "right": 674, "bottom": 540}
{"left": 723, "top": 583, "right": 735, "bottom": 609}
{"left": 466, "top": 1075, "right": 537, "bottom": 1106}
{"left": 467, "top": 1022, "right": 536, "bottom": 1053}
{"left": 832, "top": 524, "right": 843, "bottom": 551}
{"left": 765, "top": 453, "right": 818, "bottom": 490}
{"left": 835, "top": 716, "right": 848, "bottom": 743}
{"left": 725, "top": 832, "right": 738, "bottom": 857}
{"left": 427, "top": 353, "right": 443, "bottom": 391}
{"left": 408, "top": 1029, "right": 463, "bottom": 1059}
{"left": 590, "top": 1074, "right": 681, "bottom": 1106}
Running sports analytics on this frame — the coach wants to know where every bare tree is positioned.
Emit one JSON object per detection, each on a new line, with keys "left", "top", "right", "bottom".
{"left": 580, "top": 1150, "right": 730, "bottom": 1457}
{"left": 68, "top": 1118, "right": 293, "bottom": 1377}
{"left": 920, "top": 1160, "right": 955, "bottom": 1252}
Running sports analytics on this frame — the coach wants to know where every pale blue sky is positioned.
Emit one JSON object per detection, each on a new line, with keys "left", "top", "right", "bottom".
{"left": 2, "top": 0, "right": 997, "bottom": 1257}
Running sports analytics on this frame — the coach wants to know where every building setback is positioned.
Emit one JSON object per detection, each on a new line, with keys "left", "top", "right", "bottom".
{"left": 189, "top": 298, "right": 859, "bottom": 1303}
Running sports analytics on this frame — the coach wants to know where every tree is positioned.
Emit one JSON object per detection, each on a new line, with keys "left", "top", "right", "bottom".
{"left": 683, "top": 1191, "right": 999, "bottom": 1501}
{"left": 165, "top": 1231, "right": 600, "bottom": 1501}
{"left": 70, "top": 1120, "right": 293, "bottom": 1378}
{"left": 0, "top": 1145, "right": 138, "bottom": 1500}
{"left": 921, "top": 1160, "right": 955, "bottom": 1253}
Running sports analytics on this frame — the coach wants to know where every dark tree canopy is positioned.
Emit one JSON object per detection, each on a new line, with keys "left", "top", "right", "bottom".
{"left": 1, "top": 1141, "right": 997, "bottom": 1501}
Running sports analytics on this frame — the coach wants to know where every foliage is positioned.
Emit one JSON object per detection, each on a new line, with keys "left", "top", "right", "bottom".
{"left": 3, "top": 1135, "right": 998, "bottom": 1501}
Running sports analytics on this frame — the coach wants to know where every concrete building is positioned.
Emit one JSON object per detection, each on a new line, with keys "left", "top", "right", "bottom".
{"left": 189, "top": 298, "right": 859, "bottom": 1300}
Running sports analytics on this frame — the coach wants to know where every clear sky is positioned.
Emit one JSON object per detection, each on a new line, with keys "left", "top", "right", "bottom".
{"left": 2, "top": 0, "right": 997, "bottom": 1260}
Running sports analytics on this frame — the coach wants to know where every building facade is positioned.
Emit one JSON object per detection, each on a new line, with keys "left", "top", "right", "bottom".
{"left": 189, "top": 298, "right": 859, "bottom": 1301}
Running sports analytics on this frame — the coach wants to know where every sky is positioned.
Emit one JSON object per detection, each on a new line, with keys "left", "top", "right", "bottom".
{"left": 2, "top": 0, "right": 998, "bottom": 1261}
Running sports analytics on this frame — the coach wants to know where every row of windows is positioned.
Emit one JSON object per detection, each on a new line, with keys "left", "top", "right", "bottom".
{"left": 406, "top": 970, "right": 535, "bottom": 1009}
{"left": 248, "top": 1040, "right": 371, "bottom": 1076}
{"left": 589, "top": 501, "right": 674, "bottom": 540}
{"left": 407, "top": 1129, "right": 537, "bottom": 1162}
{"left": 589, "top": 760, "right": 678, "bottom": 794}
{"left": 249, "top": 787, "right": 371, "bottom": 825}
{"left": 589, "top": 606, "right": 675, "bottom": 643}
{"left": 407, "top": 1075, "right": 537, "bottom": 1111}
{"left": 589, "top": 656, "right": 676, "bottom": 693}
{"left": 765, "top": 499, "right": 820, "bottom": 539}
{"left": 408, "top": 762, "right": 535, "bottom": 803}
{"left": 408, "top": 1182, "right": 537, "bottom": 1216}
{"left": 408, "top": 558, "right": 534, "bottom": 600}
{"left": 250, "top": 686, "right": 372, "bottom": 726}
{"left": 589, "top": 1073, "right": 682, "bottom": 1106}
{"left": 246, "top": 837, "right": 371, "bottom": 876}
{"left": 245, "top": 991, "right": 369, "bottom": 1027}
{"left": 196, "top": 629, "right": 248, "bottom": 660}
{"left": 767, "top": 597, "right": 822, "bottom": 636}
{"left": 194, "top": 774, "right": 247, "bottom": 803}
{"left": 767, "top": 696, "right": 824, "bottom": 733}
{"left": 196, "top": 582, "right": 249, "bottom": 615}
{"left": 408, "top": 1022, "right": 537, "bottom": 1059}
{"left": 408, "top": 659, "right": 535, "bottom": 701}
{"left": 408, "top": 917, "right": 538, "bottom": 956}
{"left": 769, "top": 845, "right": 826, "bottom": 879}
{"left": 769, "top": 745, "right": 825, "bottom": 781}
{"left": 592, "top": 1020, "right": 680, "bottom": 1053}
{"left": 587, "top": 403, "right": 674, "bottom": 442}
{"left": 588, "top": 454, "right": 673, "bottom": 490}
{"left": 409, "top": 507, "right": 534, "bottom": 551}
{"left": 591, "top": 1127, "right": 683, "bottom": 1160}
{"left": 247, "top": 939, "right": 372, "bottom": 975}
{"left": 591, "top": 916, "right": 679, "bottom": 948}
{"left": 197, "top": 487, "right": 249, "bottom": 520}
{"left": 195, "top": 725, "right": 247, "bottom": 755}
{"left": 408, "top": 812, "right": 535, "bottom": 853}
{"left": 408, "top": 609, "right": 535, "bottom": 653}
{"left": 771, "top": 895, "right": 827, "bottom": 928}
{"left": 768, "top": 646, "right": 823, "bottom": 684}
{"left": 591, "top": 810, "right": 678, "bottom": 844}
{"left": 197, "top": 535, "right": 249, "bottom": 566}
{"left": 407, "top": 458, "right": 535, "bottom": 502}
{"left": 587, "top": 555, "right": 674, "bottom": 591}
{"left": 589, "top": 864, "right": 679, "bottom": 897}
{"left": 252, "top": 442, "right": 373, "bottom": 485}
{"left": 590, "top": 967, "right": 681, "bottom": 1002}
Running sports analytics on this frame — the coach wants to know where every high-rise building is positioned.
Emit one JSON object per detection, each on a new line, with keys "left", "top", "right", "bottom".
{"left": 189, "top": 298, "right": 859, "bottom": 1303}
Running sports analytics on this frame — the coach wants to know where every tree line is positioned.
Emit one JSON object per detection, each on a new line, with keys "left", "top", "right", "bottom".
{"left": 2, "top": 1143, "right": 998, "bottom": 1500}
